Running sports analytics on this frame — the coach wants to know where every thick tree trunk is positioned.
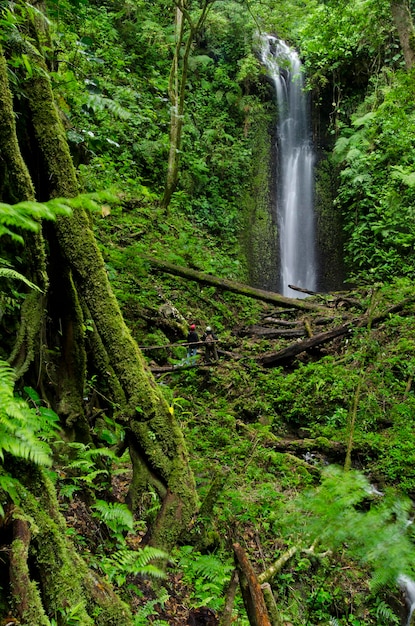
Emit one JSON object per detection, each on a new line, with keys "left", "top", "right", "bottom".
{"left": 10, "top": 465, "right": 134, "bottom": 625}
{"left": 390, "top": 0, "right": 415, "bottom": 69}
{"left": 0, "top": 18, "right": 197, "bottom": 569}
{"left": 0, "top": 46, "right": 48, "bottom": 380}
{"left": 9, "top": 515, "right": 50, "bottom": 625}
{"left": 161, "top": 5, "right": 186, "bottom": 211}
{"left": 22, "top": 56, "right": 198, "bottom": 549}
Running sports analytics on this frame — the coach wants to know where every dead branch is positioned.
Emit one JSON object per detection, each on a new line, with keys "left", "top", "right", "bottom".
{"left": 261, "top": 318, "right": 303, "bottom": 326}
{"left": 238, "top": 326, "right": 306, "bottom": 339}
{"left": 219, "top": 570, "right": 240, "bottom": 626}
{"left": 288, "top": 284, "right": 320, "bottom": 296}
{"left": 258, "top": 547, "right": 297, "bottom": 584}
{"left": 233, "top": 542, "right": 272, "bottom": 626}
{"left": 258, "top": 543, "right": 332, "bottom": 587}
{"left": 261, "top": 583, "right": 284, "bottom": 626}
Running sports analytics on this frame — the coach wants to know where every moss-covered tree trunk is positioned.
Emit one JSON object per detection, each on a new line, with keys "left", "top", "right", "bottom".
{"left": 23, "top": 62, "right": 197, "bottom": 549}
{"left": 0, "top": 9, "right": 198, "bottom": 621}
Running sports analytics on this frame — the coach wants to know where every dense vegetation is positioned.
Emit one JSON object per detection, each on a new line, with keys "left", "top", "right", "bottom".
{"left": 2, "top": 0, "right": 415, "bottom": 624}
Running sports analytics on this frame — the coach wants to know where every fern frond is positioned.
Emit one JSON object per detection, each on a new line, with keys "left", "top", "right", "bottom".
{"left": 375, "top": 600, "right": 399, "bottom": 625}
{"left": 92, "top": 500, "right": 134, "bottom": 533}
{"left": 85, "top": 94, "right": 131, "bottom": 120}
{"left": 0, "top": 266, "right": 42, "bottom": 291}
{"left": 77, "top": 469, "right": 108, "bottom": 484}
{"left": 0, "top": 360, "right": 54, "bottom": 467}
{"left": 100, "top": 547, "right": 167, "bottom": 587}
{"left": 0, "top": 472, "right": 21, "bottom": 517}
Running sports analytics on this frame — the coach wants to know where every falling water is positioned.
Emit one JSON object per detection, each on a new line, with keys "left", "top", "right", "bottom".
{"left": 398, "top": 575, "right": 415, "bottom": 625}
{"left": 260, "top": 35, "right": 317, "bottom": 298}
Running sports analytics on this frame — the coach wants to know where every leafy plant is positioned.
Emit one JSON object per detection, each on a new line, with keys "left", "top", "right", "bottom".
{"left": 282, "top": 466, "right": 415, "bottom": 593}
{"left": 56, "top": 441, "right": 117, "bottom": 499}
{"left": 133, "top": 587, "right": 169, "bottom": 626}
{"left": 174, "top": 546, "right": 233, "bottom": 611}
{"left": 99, "top": 546, "right": 168, "bottom": 587}
{"left": 91, "top": 499, "right": 134, "bottom": 542}
{"left": 0, "top": 360, "right": 57, "bottom": 468}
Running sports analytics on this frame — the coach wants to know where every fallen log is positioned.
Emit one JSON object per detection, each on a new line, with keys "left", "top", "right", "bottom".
{"left": 143, "top": 256, "right": 332, "bottom": 312}
{"left": 259, "top": 321, "right": 354, "bottom": 366}
{"left": 259, "top": 297, "right": 415, "bottom": 367}
{"left": 288, "top": 284, "right": 320, "bottom": 296}
{"left": 270, "top": 437, "right": 346, "bottom": 456}
{"left": 260, "top": 318, "right": 303, "bottom": 326}
{"left": 238, "top": 326, "right": 306, "bottom": 339}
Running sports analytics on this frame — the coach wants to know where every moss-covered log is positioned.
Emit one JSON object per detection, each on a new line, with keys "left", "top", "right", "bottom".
{"left": 143, "top": 255, "right": 333, "bottom": 312}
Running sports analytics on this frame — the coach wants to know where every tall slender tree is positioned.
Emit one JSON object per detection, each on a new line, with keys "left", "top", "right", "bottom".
{"left": 161, "top": 0, "right": 216, "bottom": 211}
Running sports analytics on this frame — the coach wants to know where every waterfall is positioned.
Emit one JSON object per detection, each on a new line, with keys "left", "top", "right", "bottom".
{"left": 260, "top": 35, "right": 317, "bottom": 298}
{"left": 399, "top": 575, "right": 415, "bottom": 625}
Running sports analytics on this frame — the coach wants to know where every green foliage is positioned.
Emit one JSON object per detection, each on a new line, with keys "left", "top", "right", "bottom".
{"left": 99, "top": 546, "right": 168, "bottom": 588}
{"left": 0, "top": 198, "right": 71, "bottom": 243}
{"left": 373, "top": 599, "right": 400, "bottom": 625}
{"left": 332, "top": 68, "right": 415, "bottom": 281}
{"left": 5, "top": 0, "right": 415, "bottom": 622}
{"left": 0, "top": 261, "right": 41, "bottom": 291}
{"left": 132, "top": 587, "right": 169, "bottom": 626}
{"left": 0, "top": 361, "right": 60, "bottom": 517}
{"left": 0, "top": 360, "right": 58, "bottom": 468}
{"left": 283, "top": 466, "right": 415, "bottom": 592}
{"left": 174, "top": 546, "right": 233, "bottom": 611}
{"left": 91, "top": 499, "right": 134, "bottom": 542}
{"left": 298, "top": 0, "right": 397, "bottom": 90}
{"left": 56, "top": 442, "right": 117, "bottom": 498}
{"left": 51, "top": 602, "right": 86, "bottom": 626}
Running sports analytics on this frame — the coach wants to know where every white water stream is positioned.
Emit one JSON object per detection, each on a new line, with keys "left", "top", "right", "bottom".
{"left": 260, "top": 36, "right": 317, "bottom": 298}
{"left": 399, "top": 575, "right": 415, "bottom": 625}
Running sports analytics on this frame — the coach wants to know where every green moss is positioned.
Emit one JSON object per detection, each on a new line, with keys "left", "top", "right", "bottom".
{"left": 240, "top": 111, "right": 278, "bottom": 291}
{"left": 314, "top": 154, "right": 346, "bottom": 291}
{"left": 10, "top": 536, "right": 50, "bottom": 626}
{"left": 27, "top": 70, "right": 79, "bottom": 199}
{"left": 13, "top": 468, "right": 134, "bottom": 624}
{"left": 0, "top": 48, "right": 36, "bottom": 202}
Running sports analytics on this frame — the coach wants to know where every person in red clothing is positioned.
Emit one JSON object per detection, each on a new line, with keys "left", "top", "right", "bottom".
{"left": 187, "top": 324, "right": 199, "bottom": 359}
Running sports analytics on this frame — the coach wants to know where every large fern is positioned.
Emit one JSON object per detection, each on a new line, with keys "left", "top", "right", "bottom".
{"left": 91, "top": 499, "right": 134, "bottom": 541}
{"left": 99, "top": 546, "right": 168, "bottom": 587}
{"left": 0, "top": 360, "right": 60, "bottom": 517}
{"left": 0, "top": 263, "right": 42, "bottom": 291}
{"left": 0, "top": 360, "right": 57, "bottom": 467}
{"left": 0, "top": 191, "right": 118, "bottom": 243}
{"left": 175, "top": 546, "right": 233, "bottom": 611}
